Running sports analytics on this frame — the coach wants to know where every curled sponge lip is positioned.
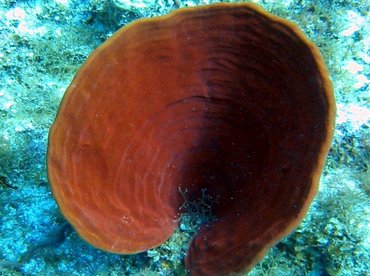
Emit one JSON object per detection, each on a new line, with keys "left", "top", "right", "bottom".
{"left": 47, "top": 2, "right": 335, "bottom": 275}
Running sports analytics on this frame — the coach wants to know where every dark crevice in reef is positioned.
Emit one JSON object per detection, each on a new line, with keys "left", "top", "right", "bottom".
{"left": 0, "top": 222, "right": 72, "bottom": 273}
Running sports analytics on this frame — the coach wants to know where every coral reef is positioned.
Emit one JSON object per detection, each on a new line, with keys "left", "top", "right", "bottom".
{"left": 0, "top": 0, "right": 369, "bottom": 274}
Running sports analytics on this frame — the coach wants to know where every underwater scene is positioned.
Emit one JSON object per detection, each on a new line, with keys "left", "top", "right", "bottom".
{"left": 0, "top": 0, "right": 369, "bottom": 275}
